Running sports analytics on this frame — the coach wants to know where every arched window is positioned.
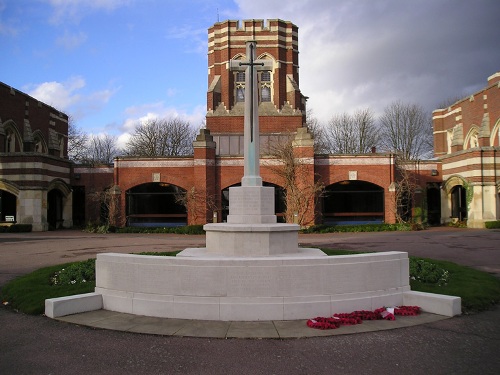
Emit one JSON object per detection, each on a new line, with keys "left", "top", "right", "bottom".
{"left": 260, "top": 70, "right": 272, "bottom": 102}
{"left": 464, "top": 127, "right": 479, "bottom": 150}
{"left": 5, "top": 128, "right": 16, "bottom": 153}
{"left": 33, "top": 131, "right": 47, "bottom": 154}
{"left": 58, "top": 135, "right": 65, "bottom": 157}
{"left": 235, "top": 71, "right": 245, "bottom": 102}
{"left": 447, "top": 129, "right": 454, "bottom": 154}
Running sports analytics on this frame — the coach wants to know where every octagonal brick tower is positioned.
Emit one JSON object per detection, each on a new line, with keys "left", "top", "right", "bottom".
{"left": 206, "top": 19, "right": 306, "bottom": 147}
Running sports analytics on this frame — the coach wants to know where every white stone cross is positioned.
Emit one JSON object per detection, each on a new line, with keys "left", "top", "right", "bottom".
{"left": 229, "top": 41, "right": 273, "bottom": 186}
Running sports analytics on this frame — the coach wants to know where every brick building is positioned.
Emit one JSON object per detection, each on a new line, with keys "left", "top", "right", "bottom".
{"left": 1, "top": 19, "right": 457, "bottom": 231}
{"left": 103, "top": 19, "right": 442, "bottom": 229}
{"left": 0, "top": 82, "right": 72, "bottom": 231}
{"left": 432, "top": 72, "right": 500, "bottom": 227}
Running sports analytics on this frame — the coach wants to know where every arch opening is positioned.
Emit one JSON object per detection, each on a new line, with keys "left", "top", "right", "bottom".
{"left": 323, "top": 180, "right": 384, "bottom": 225}
{"left": 48, "top": 189, "right": 64, "bottom": 230}
{"left": 0, "top": 189, "right": 17, "bottom": 223}
{"left": 126, "top": 182, "right": 187, "bottom": 227}
{"left": 451, "top": 185, "right": 467, "bottom": 221}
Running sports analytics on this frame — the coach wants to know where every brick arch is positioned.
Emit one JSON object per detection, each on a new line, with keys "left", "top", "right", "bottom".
{"left": 120, "top": 177, "right": 192, "bottom": 195}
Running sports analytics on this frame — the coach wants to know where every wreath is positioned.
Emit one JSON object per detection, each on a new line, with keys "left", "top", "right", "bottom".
{"left": 307, "top": 306, "right": 420, "bottom": 330}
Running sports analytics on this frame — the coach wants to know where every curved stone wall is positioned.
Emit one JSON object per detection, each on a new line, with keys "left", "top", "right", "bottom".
{"left": 94, "top": 250, "right": 411, "bottom": 321}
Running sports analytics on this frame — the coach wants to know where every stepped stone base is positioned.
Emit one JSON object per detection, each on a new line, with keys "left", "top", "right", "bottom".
{"left": 204, "top": 223, "right": 300, "bottom": 256}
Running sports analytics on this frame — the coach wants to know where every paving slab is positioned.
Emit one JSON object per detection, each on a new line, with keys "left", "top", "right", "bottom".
{"left": 56, "top": 310, "right": 449, "bottom": 338}
{"left": 173, "top": 320, "right": 231, "bottom": 338}
{"left": 226, "top": 321, "right": 279, "bottom": 338}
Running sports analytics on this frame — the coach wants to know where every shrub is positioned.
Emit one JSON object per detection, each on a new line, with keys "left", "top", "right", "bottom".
{"left": 0, "top": 224, "right": 33, "bottom": 233}
{"left": 116, "top": 225, "right": 205, "bottom": 235}
{"left": 50, "top": 259, "right": 96, "bottom": 286}
{"left": 409, "top": 258, "right": 449, "bottom": 286}
{"left": 485, "top": 221, "right": 500, "bottom": 229}
{"left": 84, "top": 222, "right": 110, "bottom": 234}
{"left": 301, "top": 223, "right": 412, "bottom": 233}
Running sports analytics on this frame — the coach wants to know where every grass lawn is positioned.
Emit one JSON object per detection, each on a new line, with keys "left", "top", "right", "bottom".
{"left": 1, "top": 250, "right": 499, "bottom": 315}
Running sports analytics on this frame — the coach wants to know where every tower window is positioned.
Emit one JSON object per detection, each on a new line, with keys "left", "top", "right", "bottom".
{"left": 260, "top": 70, "right": 272, "bottom": 102}
{"left": 235, "top": 72, "right": 245, "bottom": 102}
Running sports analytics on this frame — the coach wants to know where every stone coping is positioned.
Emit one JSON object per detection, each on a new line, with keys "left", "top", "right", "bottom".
{"left": 204, "top": 223, "right": 300, "bottom": 232}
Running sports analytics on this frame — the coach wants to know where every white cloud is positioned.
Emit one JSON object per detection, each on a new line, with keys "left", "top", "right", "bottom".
{"left": 26, "top": 76, "right": 85, "bottom": 110}
{"left": 25, "top": 76, "right": 117, "bottom": 120}
{"left": 233, "top": 0, "right": 500, "bottom": 124}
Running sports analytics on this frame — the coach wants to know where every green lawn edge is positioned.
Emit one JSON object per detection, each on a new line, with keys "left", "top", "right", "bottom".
{"left": 1, "top": 250, "right": 499, "bottom": 315}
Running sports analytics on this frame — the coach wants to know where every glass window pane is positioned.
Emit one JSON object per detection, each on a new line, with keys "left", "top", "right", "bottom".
{"left": 219, "top": 136, "right": 230, "bottom": 155}
{"left": 261, "top": 86, "right": 271, "bottom": 102}
{"left": 229, "top": 135, "right": 239, "bottom": 155}
{"left": 236, "top": 87, "right": 245, "bottom": 102}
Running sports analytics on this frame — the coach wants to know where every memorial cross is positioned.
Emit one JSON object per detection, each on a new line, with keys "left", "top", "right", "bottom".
{"left": 229, "top": 41, "right": 273, "bottom": 186}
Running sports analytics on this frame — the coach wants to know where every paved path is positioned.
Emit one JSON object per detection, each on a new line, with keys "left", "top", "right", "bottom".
{"left": 1, "top": 228, "right": 500, "bottom": 374}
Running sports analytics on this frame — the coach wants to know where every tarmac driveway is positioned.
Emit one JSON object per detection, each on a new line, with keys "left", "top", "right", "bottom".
{"left": 1, "top": 227, "right": 499, "bottom": 374}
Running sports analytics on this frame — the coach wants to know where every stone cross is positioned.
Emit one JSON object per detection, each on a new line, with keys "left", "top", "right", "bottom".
{"left": 230, "top": 41, "right": 273, "bottom": 187}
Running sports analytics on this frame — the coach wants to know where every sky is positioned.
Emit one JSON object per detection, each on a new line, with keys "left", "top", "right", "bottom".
{"left": 2, "top": 0, "right": 499, "bottom": 148}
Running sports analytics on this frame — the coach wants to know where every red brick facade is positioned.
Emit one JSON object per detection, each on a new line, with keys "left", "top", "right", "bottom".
{"left": 100, "top": 20, "right": 444, "bottom": 228}
{"left": 432, "top": 72, "right": 500, "bottom": 227}
{"left": 3, "top": 20, "right": 464, "bottom": 231}
{"left": 0, "top": 82, "right": 72, "bottom": 231}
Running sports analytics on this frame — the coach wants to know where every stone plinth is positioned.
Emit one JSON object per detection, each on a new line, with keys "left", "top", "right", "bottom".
{"left": 203, "top": 184, "right": 301, "bottom": 256}
{"left": 204, "top": 223, "right": 300, "bottom": 256}
{"left": 226, "top": 186, "right": 276, "bottom": 224}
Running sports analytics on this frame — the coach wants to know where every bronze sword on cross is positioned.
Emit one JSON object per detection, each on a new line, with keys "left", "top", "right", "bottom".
{"left": 229, "top": 41, "right": 273, "bottom": 186}
{"left": 238, "top": 42, "right": 263, "bottom": 142}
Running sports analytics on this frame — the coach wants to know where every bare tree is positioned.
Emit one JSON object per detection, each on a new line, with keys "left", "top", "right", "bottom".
{"left": 86, "top": 186, "right": 122, "bottom": 232}
{"left": 175, "top": 186, "right": 217, "bottom": 224}
{"left": 268, "top": 138, "right": 324, "bottom": 227}
{"left": 392, "top": 157, "right": 421, "bottom": 224}
{"left": 125, "top": 117, "right": 196, "bottom": 157}
{"left": 305, "top": 109, "right": 329, "bottom": 154}
{"left": 325, "top": 108, "right": 379, "bottom": 154}
{"left": 67, "top": 117, "right": 88, "bottom": 162}
{"left": 436, "top": 95, "right": 465, "bottom": 109}
{"left": 83, "top": 134, "right": 120, "bottom": 165}
{"left": 379, "top": 101, "right": 433, "bottom": 160}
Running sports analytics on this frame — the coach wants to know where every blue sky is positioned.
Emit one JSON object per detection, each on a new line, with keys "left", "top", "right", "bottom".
{"left": 2, "top": 0, "right": 499, "bottom": 148}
